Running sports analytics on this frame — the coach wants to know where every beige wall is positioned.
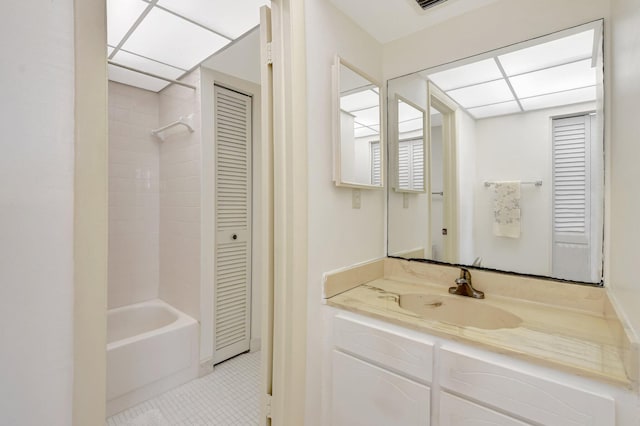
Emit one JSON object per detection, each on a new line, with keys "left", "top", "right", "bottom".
{"left": 159, "top": 69, "right": 202, "bottom": 321}
{"left": 383, "top": 0, "right": 611, "bottom": 80}
{"left": 609, "top": 0, "right": 640, "bottom": 333}
{"left": 108, "top": 82, "right": 160, "bottom": 308}
{"left": 304, "top": 1, "right": 385, "bottom": 425}
{"left": 0, "top": 1, "right": 77, "bottom": 424}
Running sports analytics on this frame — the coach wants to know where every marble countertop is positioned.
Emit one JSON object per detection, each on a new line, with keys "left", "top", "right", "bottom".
{"left": 325, "top": 258, "right": 633, "bottom": 388}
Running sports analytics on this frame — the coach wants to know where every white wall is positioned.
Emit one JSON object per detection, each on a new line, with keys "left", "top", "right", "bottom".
{"left": 108, "top": 82, "right": 160, "bottom": 308}
{"left": 0, "top": 1, "right": 75, "bottom": 424}
{"left": 304, "top": 1, "right": 385, "bottom": 424}
{"left": 473, "top": 102, "right": 595, "bottom": 276}
{"left": 609, "top": 0, "right": 640, "bottom": 335}
{"left": 159, "top": 70, "right": 202, "bottom": 321}
{"left": 457, "top": 110, "right": 476, "bottom": 264}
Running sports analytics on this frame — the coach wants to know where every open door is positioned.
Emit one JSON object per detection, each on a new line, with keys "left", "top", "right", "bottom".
{"left": 259, "top": 5, "right": 275, "bottom": 425}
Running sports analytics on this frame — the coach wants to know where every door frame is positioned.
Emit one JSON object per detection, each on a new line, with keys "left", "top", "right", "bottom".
{"left": 427, "top": 82, "right": 459, "bottom": 263}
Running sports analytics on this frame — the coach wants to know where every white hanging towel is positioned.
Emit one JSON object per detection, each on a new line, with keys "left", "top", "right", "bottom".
{"left": 493, "top": 181, "right": 521, "bottom": 238}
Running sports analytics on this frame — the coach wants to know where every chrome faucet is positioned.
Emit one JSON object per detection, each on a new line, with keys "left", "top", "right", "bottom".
{"left": 449, "top": 267, "right": 485, "bottom": 299}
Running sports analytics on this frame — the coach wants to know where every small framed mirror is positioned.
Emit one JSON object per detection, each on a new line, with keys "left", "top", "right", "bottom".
{"left": 332, "top": 56, "right": 384, "bottom": 188}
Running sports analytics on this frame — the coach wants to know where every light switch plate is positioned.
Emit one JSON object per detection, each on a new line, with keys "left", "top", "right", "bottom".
{"left": 352, "top": 188, "right": 361, "bottom": 209}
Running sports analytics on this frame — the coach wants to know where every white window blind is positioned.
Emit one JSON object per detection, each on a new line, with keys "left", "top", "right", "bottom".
{"left": 370, "top": 141, "right": 381, "bottom": 185}
{"left": 397, "top": 138, "right": 424, "bottom": 191}
{"left": 552, "top": 115, "right": 590, "bottom": 238}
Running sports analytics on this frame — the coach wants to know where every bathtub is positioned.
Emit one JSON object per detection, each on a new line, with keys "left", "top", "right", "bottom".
{"left": 106, "top": 299, "right": 199, "bottom": 416}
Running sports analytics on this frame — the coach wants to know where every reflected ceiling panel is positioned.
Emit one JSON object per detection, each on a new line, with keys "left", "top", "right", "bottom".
{"left": 508, "top": 59, "right": 596, "bottom": 98}
{"left": 352, "top": 106, "right": 380, "bottom": 126}
{"left": 122, "top": 7, "right": 230, "bottom": 70}
{"left": 158, "top": 0, "right": 268, "bottom": 39}
{"left": 112, "top": 50, "right": 185, "bottom": 80}
{"left": 447, "top": 79, "right": 514, "bottom": 108}
{"left": 399, "top": 118, "right": 424, "bottom": 134}
{"left": 398, "top": 101, "right": 423, "bottom": 122}
{"left": 498, "top": 30, "right": 594, "bottom": 76}
{"left": 467, "top": 101, "right": 521, "bottom": 119}
{"left": 354, "top": 126, "right": 379, "bottom": 138}
{"left": 108, "top": 64, "right": 170, "bottom": 92}
{"left": 340, "top": 91, "right": 379, "bottom": 112}
{"left": 107, "top": 0, "right": 148, "bottom": 46}
{"left": 520, "top": 86, "right": 596, "bottom": 111}
{"left": 428, "top": 58, "right": 502, "bottom": 91}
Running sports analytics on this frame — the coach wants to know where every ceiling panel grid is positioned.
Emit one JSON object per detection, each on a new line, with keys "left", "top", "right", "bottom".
{"left": 107, "top": 0, "right": 268, "bottom": 92}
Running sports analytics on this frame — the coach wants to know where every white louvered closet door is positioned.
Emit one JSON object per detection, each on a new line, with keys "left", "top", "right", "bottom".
{"left": 214, "top": 85, "right": 252, "bottom": 364}
{"left": 552, "top": 114, "right": 593, "bottom": 282}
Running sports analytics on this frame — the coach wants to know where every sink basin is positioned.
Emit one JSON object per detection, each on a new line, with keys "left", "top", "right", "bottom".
{"left": 398, "top": 293, "right": 522, "bottom": 330}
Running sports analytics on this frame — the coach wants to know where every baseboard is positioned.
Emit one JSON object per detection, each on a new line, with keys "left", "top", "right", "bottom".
{"left": 250, "top": 338, "right": 261, "bottom": 352}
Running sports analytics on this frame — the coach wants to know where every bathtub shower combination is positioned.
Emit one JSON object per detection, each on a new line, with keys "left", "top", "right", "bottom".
{"left": 106, "top": 300, "right": 199, "bottom": 416}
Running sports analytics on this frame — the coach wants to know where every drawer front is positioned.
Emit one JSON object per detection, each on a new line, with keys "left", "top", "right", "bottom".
{"left": 332, "top": 350, "right": 431, "bottom": 426}
{"left": 334, "top": 314, "right": 434, "bottom": 382}
{"left": 440, "top": 392, "right": 530, "bottom": 426}
{"left": 440, "top": 348, "right": 615, "bottom": 426}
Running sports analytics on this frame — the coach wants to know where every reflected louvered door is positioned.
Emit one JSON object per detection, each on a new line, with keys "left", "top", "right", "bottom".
{"left": 552, "top": 114, "right": 592, "bottom": 282}
{"left": 370, "top": 141, "right": 381, "bottom": 185}
{"left": 214, "top": 85, "right": 252, "bottom": 364}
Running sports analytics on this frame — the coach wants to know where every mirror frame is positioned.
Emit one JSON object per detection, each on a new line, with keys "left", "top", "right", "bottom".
{"left": 332, "top": 55, "right": 385, "bottom": 189}
{"left": 391, "top": 94, "right": 428, "bottom": 194}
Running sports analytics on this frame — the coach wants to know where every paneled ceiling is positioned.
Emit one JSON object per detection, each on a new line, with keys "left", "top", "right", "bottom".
{"left": 107, "top": 0, "right": 268, "bottom": 92}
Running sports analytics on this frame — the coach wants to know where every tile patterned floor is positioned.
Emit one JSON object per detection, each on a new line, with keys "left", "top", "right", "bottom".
{"left": 106, "top": 351, "right": 260, "bottom": 426}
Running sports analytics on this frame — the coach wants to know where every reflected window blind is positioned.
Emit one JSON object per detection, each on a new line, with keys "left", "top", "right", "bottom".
{"left": 398, "top": 138, "right": 424, "bottom": 191}
{"left": 552, "top": 115, "right": 590, "bottom": 237}
{"left": 370, "top": 141, "right": 381, "bottom": 185}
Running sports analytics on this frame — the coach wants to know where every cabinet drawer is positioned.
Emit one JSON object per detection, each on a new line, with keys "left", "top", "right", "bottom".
{"left": 334, "top": 314, "right": 433, "bottom": 382}
{"left": 440, "top": 392, "right": 530, "bottom": 425}
{"left": 332, "top": 350, "right": 431, "bottom": 426}
{"left": 440, "top": 348, "right": 615, "bottom": 426}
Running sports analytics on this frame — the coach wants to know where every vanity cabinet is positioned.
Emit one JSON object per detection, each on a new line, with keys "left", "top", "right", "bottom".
{"left": 439, "top": 392, "right": 529, "bottom": 426}
{"left": 332, "top": 315, "right": 434, "bottom": 426}
{"left": 331, "top": 313, "right": 621, "bottom": 426}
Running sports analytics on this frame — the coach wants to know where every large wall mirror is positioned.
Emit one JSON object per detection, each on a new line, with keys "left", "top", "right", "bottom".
{"left": 333, "top": 56, "right": 384, "bottom": 188}
{"left": 387, "top": 20, "right": 604, "bottom": 284}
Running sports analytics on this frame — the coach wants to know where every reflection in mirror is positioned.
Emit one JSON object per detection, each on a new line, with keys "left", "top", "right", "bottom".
{"left": 395, "top": 97, "right": 425, "bottom": 192}
{"left": 387, "top": 20, "right": 604, "bottom": 284}
{"left": 333, "top": 57, "right": 383, "bottom": 187}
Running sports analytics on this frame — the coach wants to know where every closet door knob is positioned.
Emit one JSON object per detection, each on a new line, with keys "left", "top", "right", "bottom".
{"left": 232, "top": 233, "right": 238, "bottom": 240}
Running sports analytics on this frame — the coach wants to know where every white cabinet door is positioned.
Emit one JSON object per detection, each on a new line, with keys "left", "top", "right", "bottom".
{"left": 332, "top": 350, "right": 430, "bottom": 426}
{"left": 440, "top": 392, "right": 530, "bottom": 426}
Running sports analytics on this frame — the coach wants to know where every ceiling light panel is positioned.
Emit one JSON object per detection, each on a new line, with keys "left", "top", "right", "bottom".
{"left": 399, "top": 118, "right": 424, "bottom": 134}
{"left": 122, "top": 7, "right": 230, "bottom": 70}
{"left": 340, "top": 91, "right": 379, "bottom": 112}
{"left": 352, "top": 106, "right": 380, "bottom": 127}
{"left": 108, "top": 64, "right": 170, "bottom": 92}
{"left": 158, "top": 0, "right": 268, "bottom": 39}
{"left": 354, "top": 126, "right": 379, "bottom": 138}
{"left": 520, "top": 86, "right": 596, "bottom": 111}
{"left": 107, "top": 0, "right": 148, "bottom": 47}
{"left": 498, "top": 30, "right": 594, "bottom": 76}
{"left": 467, "top": 101, "right": 521, "bottom": 119}
{"left": 112, "top": 50, "right": 185, "bottom": 80}
{"left": 446, "top": 79, "right": 514, "bottom": 108}
{"left": 508, "top": 59, "right": 595, "bottom": 99}
{"left": 398, "top": 101, "right": 423, "bottom": 122}
{"left": 428, "top": 59, "right": 502, "bottom": 91}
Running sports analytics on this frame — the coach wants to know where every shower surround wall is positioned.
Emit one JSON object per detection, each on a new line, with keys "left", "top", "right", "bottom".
{"left": 108, "top": 82, "right": 160, "bottom": 308}
{"left": 107, "top": 70, "right": 201, "bottom": 323}
{"left": 159, "top": 70, "right": 202, "bottom": 321}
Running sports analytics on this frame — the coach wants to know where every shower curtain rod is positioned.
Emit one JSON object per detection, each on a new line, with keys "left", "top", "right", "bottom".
{"left": 108, "top": 61, "right": 197, "bottom": 90}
